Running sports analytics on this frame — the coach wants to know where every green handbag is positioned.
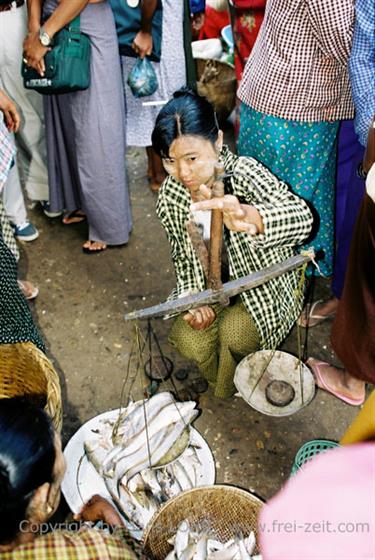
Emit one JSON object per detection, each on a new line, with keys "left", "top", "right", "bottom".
{"left": 22, "top": 15, "right": 91, "bottom": 94}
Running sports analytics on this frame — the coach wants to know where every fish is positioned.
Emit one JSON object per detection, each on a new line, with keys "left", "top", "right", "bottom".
{"left": 168, "top": 521, "right": 259, "bottom": 560}
{"left": 112, "top": 415, "right": 197, "bottom": 487}
{"left": 114, "top": 392, "right": 175, "bottom": 443}
{"left": 102, "top": 399, "right": 197, "bottom": 478}
{"left": 84, "top": 393, "right": 205, "bottom": 537}
{"left": 117, "top": 481, "right": 157, "bottom": 529}
{"left": 156, "top": 465, "right": 182, "bottom": 499}
{"left": 195, "top": 534, "right": 208, "bottom": 560}
{"left": 174, "top": 520, "right": 190, "bottom": 558}
{"left": 113, "top": 401, "right": 197, "bottom": 461}
{"left": 140, "top": 467, "right": 169, "bottom": 504}
{"left": 175, "top": 449, "right": 200, "bottom": 488}
{"left": 171, "top": 460, "right": 194, "bottom": 492}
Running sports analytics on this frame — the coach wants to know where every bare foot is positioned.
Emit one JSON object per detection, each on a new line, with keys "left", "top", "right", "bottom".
{"left": 149, "top": 180, "right": 162, "bottom": 192}
{"left": 298, "top": 296, "right": 339, "bottom": 328}
{"left": 62, "top": 210, "right": 86, "bottom": 225}
{"left": 17, "top": 279, "right": 39, "bottom": 300}
{"left": 307, "top": 358, "right": 365, "bottom": 404}
{"left": 82, "top": 240, "right": 107, "bottom": 254}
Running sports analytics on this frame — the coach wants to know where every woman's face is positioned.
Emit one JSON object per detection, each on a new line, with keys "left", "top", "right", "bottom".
{"left": 162, "top": 134, "right": 222, "bottom": 196}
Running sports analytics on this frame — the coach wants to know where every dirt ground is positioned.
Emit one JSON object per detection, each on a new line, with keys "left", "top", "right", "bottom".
{"left": 21, "top": 141, "right": 362, "bottom": 508}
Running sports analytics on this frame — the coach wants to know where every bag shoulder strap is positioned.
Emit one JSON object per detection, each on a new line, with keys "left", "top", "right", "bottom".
{"left": 67, "top": 14, "right": 81, "bottom": 31}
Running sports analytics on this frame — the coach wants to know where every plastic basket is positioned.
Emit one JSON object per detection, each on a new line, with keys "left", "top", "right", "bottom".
{"left": 291, "top": 439, "right": 340, "bottom": 476}
{"left": 143, "top": 485, "right": 264, "bottom": 560}
{"left": 0, "top": 342, "right": 62, "bottom": 432}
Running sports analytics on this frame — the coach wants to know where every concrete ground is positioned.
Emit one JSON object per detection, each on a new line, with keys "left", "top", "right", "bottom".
{"left": 21, "top": 143, "right": 363, "bottom": 507}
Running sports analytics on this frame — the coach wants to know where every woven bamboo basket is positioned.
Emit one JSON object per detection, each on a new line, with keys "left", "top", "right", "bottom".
{"left": 196, "top": 58, "right": 237, "bottom": 122}
{"left": 0, "top": 342, "right": 62, "bottom": 432}
{"left": 143, "top": 485, "right": 264, "bottom": 559}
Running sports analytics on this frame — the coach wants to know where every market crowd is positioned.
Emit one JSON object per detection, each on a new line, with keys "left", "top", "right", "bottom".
{"left": 0, "top": 0, "right": 374, "bottom": 558}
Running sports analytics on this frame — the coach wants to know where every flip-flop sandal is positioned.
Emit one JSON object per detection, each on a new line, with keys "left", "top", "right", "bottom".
{"left": 297, "top": 300, "right": 336, "bottom": 328}
{"left": 17, "top": 279, "right": 39, "bottom": 300}
{"left": 62, "top": 210, "right": 87, "bottom": 225}
{"left": 82, "top": 241, "right": 107, "bottom": 254}
{"left": 307, "top": 359, "right": 365, "bottom": 406}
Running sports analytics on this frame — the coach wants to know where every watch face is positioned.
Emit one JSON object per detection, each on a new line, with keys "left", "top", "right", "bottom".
{"left": 40, "top": 29, "right": 51, "bottom": 46}
{"left": 127, "top": 0, "right": 139, "bottom": 7}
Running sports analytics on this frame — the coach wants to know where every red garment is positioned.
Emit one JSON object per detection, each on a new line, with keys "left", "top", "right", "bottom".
{"left": 198, "top": 5, "right": 265, "bottom": 83}
{"left": 232, "top": 5, "right": 265, "bottom": 82}
{"left": 199, "top": 6, "right": 230, "bottom": 40}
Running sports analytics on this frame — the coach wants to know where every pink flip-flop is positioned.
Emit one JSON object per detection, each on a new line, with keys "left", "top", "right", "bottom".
{"left": 307, "top": 359, "right": 365, "bottom": 406}
{"left": 297, "top": 300, "right": 336, "bottom": 328}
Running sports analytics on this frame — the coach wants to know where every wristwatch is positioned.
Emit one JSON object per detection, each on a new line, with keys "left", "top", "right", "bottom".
{"left": 39, "top": 26, "right": 52, "bottom": 47}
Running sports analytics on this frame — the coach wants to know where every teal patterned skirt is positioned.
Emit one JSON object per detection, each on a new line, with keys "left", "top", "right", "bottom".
{"left": 238, "top": 104, "right": 339, "bottom": 276}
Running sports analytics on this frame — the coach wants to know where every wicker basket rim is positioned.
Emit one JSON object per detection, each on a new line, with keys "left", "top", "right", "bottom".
{"left": 143, "top": 484, "right": 264, "bottom": 545}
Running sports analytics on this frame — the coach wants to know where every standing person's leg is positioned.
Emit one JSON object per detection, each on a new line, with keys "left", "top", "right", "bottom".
{"left": 1, "top": 4, "right": 48, "bottom": 203}
{"left": 0, "top": 6, "right": 39, "bottom": 239}
{"left": 238, "top": 105, "right": 338, "bottom": 276}
{"left": 299, "top": 121, "right": 366, "bottom": 327}
{"left": 44, "top": 3, "right": 132, "bottom": 252}
{"left": 332, "top": 121, "right": 365, "bottom": 299}
{"left": 146, "top": 147, "right": 166, "bottom": 192}
{"left": 1, "top": 164, "right": 27, "bottom": 227}
{"left": 214, "top": 298, "right": 260, "bottom": 398}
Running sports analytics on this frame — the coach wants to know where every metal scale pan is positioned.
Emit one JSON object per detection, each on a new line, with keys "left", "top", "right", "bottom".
{"left": 234, "top": 350, "right": 316, "bottom": 417}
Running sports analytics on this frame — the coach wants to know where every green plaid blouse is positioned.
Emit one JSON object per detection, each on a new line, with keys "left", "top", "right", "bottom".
{"left": 156, "top": 146, "right": 313, "bottom": 349}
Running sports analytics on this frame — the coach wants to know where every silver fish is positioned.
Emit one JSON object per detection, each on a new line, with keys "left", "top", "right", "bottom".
{"left": 116, "top": 481, "right": 157, "bottom": 530}
{"left": 156, "top": 465, "right": 182, "bottom": 499}
{"left": 114, "top": 401, "right": 197, "bottom": 460}
{"left": 171, "top": 460, "right": 194, "bottom": 491}
{"left": 175, "top": 520, "right": 190, "bottom": 558}
{"left": 195, "top": 534, "right": 208, "bottom": 560}
{"left": 114, "top": 392, "right": 175, "bottom": 443}
{"left": 102, "top": 397, "right": 196, "bottom": 477}
{"left": 140, "top": 468, "right": 168, "bottom": 504}
{"left": 113, "top": 415, "right": 197, "bottom": 488}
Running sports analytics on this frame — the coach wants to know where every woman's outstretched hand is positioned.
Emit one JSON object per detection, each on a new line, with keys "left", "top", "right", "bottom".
{"left": 183, "top": 305, "right": 216, "bottom": 330}
{"left": 191, "top": 184, "right": 264, "bottom": 236}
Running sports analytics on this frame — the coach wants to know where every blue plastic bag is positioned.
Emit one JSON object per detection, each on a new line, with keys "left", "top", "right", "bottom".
{"left": 127, "top": 58, "right": 158, "bottom": 98}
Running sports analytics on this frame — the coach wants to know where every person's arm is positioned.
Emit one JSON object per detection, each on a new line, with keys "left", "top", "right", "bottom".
{"left": 0, "top": 90, "right": 20, "bottom": 133}
{"left": 132, "top": 0, "right": 158, "bottom": 59}
{"left": 24, "top": 0, "right": 90, "bottom": 75}
{"left": 306, "top": 0, "right": 354, "bottom": 66}
{"left": 192, "top": 158, "right": 313, "bottom": 249}
{"left": 191, "top": 187, "right": 264, "bottom": 236}
{"left": 239, "top": 158, "right": 314, "bottom": 248}
{"left": 349, "top": 0, "right": 375, "bottom": 147}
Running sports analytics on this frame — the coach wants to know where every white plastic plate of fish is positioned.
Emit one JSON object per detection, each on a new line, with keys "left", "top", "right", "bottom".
{"left": 62, "top": 392, "right": 215, "bottom": 539}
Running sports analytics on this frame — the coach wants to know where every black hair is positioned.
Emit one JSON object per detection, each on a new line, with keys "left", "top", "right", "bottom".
{"left": 0, "top": 398, "right": 56, "bottom": 544}
{"left": 152, "top": 87, "right": 219, "bottom": 158}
